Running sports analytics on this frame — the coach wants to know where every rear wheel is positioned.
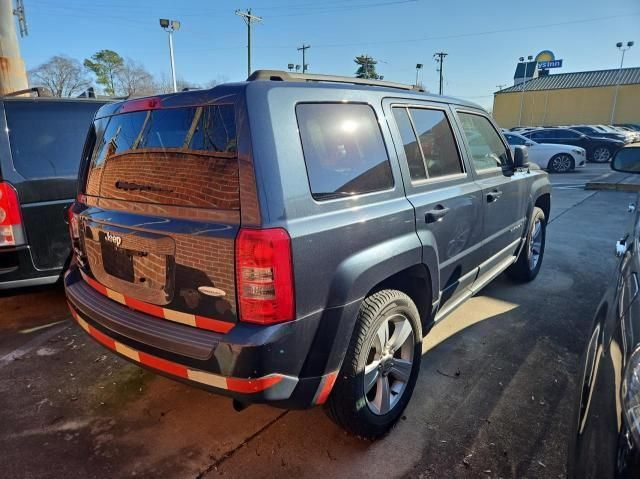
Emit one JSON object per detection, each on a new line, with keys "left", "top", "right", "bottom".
{"left": 506, "top": 206, "right": 546, "bottom": 282}
{"left": 547, "top": 153, "right": 574, "bottom": 173}
{"left": 591, "top": 147, "right": 612, "bottom": 163}
{"left": 325, "top": 289, "right": 422, "bottom": 439}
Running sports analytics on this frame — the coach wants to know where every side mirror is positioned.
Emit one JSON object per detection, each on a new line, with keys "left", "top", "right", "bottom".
{"left": 513, "top": 145, "right": 529, "bottom": 168}
{"left": 611, "top": 147, "right": 640, "bottom": 173}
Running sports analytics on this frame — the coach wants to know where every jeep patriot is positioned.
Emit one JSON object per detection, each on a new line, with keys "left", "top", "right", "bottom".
{"left": 65, "top": 71, "right": 551, "bottom": 438}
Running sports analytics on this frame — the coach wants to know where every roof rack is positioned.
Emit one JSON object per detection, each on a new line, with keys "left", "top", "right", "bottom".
{"left": 247, "top": 70, "right": 426, "bottom": 92}
{"left": 2, "top": 86, "right": 52, "bottom": 98}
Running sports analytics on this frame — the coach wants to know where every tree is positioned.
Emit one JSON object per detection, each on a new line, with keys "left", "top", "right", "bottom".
{"left": 155, "top": 73, "right": 200, "bottom": 93}
{"left": 354, "top": 55, "right": 382, "bottom": 80}
{"left": 84, "top": 50, "right": 124, "bottom": 96}
{"left": 116, "top": 59, "right": 155, "bottom": 97}
{"left": 28, "top": 55, "right": 92, "bottom": 97}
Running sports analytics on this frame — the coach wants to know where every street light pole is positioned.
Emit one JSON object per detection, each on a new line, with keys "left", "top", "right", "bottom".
{"left": 611, "top": 40, "right": 634, "bottom": 124}
{"left": 518, "top": 55, "right": 533, "bottom": 127}
{"left": 415, "top": 63, "right": 423, "bottom": 86}
{"left": 159, "top": 19, "right": 180, "bottom": 93}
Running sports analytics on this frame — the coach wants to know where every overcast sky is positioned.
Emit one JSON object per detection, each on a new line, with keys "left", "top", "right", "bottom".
{"left": 17, "top": 0, "right": 640, "bottom": 108}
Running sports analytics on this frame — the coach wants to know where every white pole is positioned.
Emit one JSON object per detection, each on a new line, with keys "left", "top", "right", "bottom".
{"left": 610, "top": 48, "right": 627, "bottom": 124}
{"left": 168, "top": 30, "right": 177, "bottom": 93}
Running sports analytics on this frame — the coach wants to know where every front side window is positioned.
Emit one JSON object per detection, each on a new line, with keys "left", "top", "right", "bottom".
{"left": 458, "top": 112, "right": 509, "bottom": 171}
{"left": 393, "top": 107, "right": 463, "bottom": 181}
{"left": 296, "top": 103, "right": 393, "bottom": 200}
{"left": 505, "top": 134, "right": 525, "bottom": 146}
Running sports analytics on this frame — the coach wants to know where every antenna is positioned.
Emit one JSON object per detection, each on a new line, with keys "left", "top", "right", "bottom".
{"left": 13, "top": 0, "right": 28, "bottom": 37}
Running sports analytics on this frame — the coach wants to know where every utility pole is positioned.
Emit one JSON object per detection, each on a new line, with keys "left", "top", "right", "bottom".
{"left": 496, "top": 84, "right": 507, "bottom": 91}
{"left": 415, "top": 63, "right": 423, "bottom": 86}
{"left": 0, "top": 0, "right": 28, "bottom": 95}
{"left": 434, "top": 52, "right": 447, "bottom": 95}
{"left": 611, "top": 41, "right": 634, "bottom": 123}
{"left": 297, "top": 44, "right": 310, "bottom": 73}
{"left": 236, "top": 9, "right": 262, "bottom": 78}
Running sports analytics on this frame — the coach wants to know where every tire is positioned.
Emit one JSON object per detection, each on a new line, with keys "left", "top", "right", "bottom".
{"left": 547, "top": 153, "right": 574, "bottom": 173}
{"left": 590, "top": 147, "right": 612, "bottom": 163}
{"left": 506, "top": 206, "right": 546, "bottom": 282}
{"left": 324, "top": 289, "right": 422, "bottom": 439}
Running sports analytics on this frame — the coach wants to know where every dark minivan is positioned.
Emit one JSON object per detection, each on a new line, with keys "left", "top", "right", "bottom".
{"left": 0, "top": 94, "right": 107, "bottom": 289}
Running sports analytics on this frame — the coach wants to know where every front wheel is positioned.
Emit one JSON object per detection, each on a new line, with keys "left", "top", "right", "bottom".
{"left": 591, "top": 147, "right": 612, "bottom": 163}
{"left": 547, "top": 153, "right": 574, "bottom": 173}
{"left": 506, "top": 206, "right": 546, "bottom": 282}
{"left": 324, "top": 289, "right": 422, "bottom": 439}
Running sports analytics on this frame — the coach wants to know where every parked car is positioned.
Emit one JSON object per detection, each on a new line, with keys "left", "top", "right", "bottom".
{"left": 0, "top": 91, "right": 107, "bottom": 289}
{"left": 570, "top": 125, "right": 628, "bottom": 143}
{"left": 521, "top": 127, "right": 624, "bottom": 163}
{"left": 503, "top": 132, "right": 586, "bottom": 172}
{"left": 610, "top": 125, "right": 640, "bottom": 143}
{"left": 615, "top": 123, "right": 640, "bottom": 133}
{"left": 65, "top": 71, "right": 551, "bottom": 438}
{"left": 567, "top": 144, "right": 640, "bottom": 478}
{"left": 596, "top": 124, "right": 635, "bottom": 144}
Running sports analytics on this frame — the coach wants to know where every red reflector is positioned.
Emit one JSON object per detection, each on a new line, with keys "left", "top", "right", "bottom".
{"left": 226, "top": 375, "right": 283, "bottom": 393}
{"left": 236, "top": 228, "right": 295, "bottom": 325}
{"left": 120, "top": 96, "right": 163, "bottom": 114}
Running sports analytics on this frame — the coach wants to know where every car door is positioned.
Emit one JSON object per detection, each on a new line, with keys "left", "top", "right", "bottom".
{"left": 455, "top": 110, "right": 528, "bottom": 276}
{"left": 384, "top": 101, "right": 484, "bottom": 307}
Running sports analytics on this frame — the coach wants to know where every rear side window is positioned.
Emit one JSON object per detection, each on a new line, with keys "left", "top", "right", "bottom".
{"left": 393, "top": 107, "right": 463, "bottom": 181}
{"left": 458, "top": 112, "right": 509, "bottom": 171}
{"left": 4, "top": 100, "right": 101, "bottom": 179}
{"left": 296, "top": 103, "right": 393, "bottom": 200}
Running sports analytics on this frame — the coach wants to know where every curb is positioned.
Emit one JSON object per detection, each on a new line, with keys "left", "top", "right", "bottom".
{"left": 586, "top": 182, "right": 640, "bottom": 192}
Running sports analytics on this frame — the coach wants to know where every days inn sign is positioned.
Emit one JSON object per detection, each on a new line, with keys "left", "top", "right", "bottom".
{"left": 535, "top": 50, "right": 563, "bottom": 69}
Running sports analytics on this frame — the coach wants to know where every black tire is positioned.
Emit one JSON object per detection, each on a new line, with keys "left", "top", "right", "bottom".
{"left": 324, "top": 289, "right": 422, "bottom": 439}
{"left": 506, "top": 206, "right": 546, "bottom": 282}
{"left": 590, "top": 146, "right": 612, "bottom": 163}
{"left": 547, "top": 153, "right": 574, "bottom": 173}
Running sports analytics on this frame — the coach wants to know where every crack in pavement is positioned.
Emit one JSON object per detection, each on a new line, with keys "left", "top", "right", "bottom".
{"left": 195, "top": 410, "right": 289, "bottom": 479}
{"left": 548, "top": 190, "right": 598, "bottom": 225}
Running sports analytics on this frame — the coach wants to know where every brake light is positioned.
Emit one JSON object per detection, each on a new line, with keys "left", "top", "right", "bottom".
{"left": 120, "top": 97, "right": 163, "bottom": 114}
{"left": 0, "top": 182, "right": 23, "bottom": 247}
{"left": 236, "top": 228, "right": 295, "bottom": 325}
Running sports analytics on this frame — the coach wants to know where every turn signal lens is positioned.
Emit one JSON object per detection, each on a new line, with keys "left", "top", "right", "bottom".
{"left": 0, "top": 182, "right": 23, "bottom": 247}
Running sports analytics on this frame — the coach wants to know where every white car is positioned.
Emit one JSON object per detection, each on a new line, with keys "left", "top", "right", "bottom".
{"left": 503, "top": 132, "right": 586, "bottom": 173}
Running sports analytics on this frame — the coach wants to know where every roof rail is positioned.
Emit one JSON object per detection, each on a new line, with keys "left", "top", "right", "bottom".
{"left": 247, "top": 70, "right": 426, "bottom": 92}
{"left": 2, "top": 86, "right": 52, "bottom": 98}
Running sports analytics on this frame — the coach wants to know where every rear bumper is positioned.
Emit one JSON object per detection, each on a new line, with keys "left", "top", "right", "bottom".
{"left": 64, "top": 266, "right": 353, "bottom": 408}
{"left": 0, "top": 246, "right": 61, "bottom": 290}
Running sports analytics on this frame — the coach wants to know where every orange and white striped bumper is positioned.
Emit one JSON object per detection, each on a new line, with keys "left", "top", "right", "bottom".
{"left": 79, "top": 270, "right": 234, "bottom": 334}
{"left": 68, "top": 302, "right": 288, "bottom": 394}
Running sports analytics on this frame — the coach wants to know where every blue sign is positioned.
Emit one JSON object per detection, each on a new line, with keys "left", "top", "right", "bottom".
{"left": 538, "top": 59, "right": 563, "bottom": 69}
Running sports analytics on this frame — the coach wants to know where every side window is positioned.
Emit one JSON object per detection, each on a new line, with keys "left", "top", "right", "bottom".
{"left": 458, "top": 112, "right": 509, "bottom": 171}
{"left": 563, "top": 130, "right": 580, "bottom": 139}
{"left": 505, "top": 134, "right": 525, "bottom": 146}
{"left": 296, "top": 103, "right": 394, "bottom": 200}
{"left": 392, "top": 106, "right": 463, "bottom": 181}
{"left": 529, "top": 131, "right": 546, "bottom": 140}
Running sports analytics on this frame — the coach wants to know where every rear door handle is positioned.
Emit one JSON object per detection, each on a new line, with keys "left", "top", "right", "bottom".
{"left": 425, "top": 206, "right": 450, "bottom": 223}
{"left": 486, "top": 189, "right": 503, "bottom": 203}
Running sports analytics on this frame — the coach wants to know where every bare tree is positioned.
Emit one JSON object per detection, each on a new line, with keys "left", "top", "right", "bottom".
{"left": 205, "top": 75, "right": 230, "bottom": 89}
{"left": 28, "top": 55, "right": 93, "bottom": 97}
{"left": 155, "top": 73, "right": 201, "bottom": 93}
{"left": 116, "top": 59, "right": 156, "bottom": 97}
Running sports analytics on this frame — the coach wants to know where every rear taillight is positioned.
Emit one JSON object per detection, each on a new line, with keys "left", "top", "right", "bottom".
{"left": 68, "top": 205, "right": 79, "bottom": 240}
{"left": 236, "top": 228, "right": 295, "bottom": 325}
{"left": 0, "top": 182, "right": 24, "bottom": 247}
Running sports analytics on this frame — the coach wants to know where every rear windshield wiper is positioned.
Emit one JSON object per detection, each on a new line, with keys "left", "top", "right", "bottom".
{"left": 115, "top": 180, "right": 173, "bottom": 193}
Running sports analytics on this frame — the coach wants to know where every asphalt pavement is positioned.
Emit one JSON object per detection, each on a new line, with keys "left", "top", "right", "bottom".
{"left": 0, "top": 163, "right": 633, "bottom": 478}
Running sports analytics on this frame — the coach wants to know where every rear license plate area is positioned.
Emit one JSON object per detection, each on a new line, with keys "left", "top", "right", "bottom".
{"left": 100, "top": 232, "right": 134, "bottom": 282}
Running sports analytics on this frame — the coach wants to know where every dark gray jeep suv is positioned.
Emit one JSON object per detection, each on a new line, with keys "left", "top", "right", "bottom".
{"left": 65, "top": 71, "right": 551, "bottom": 438}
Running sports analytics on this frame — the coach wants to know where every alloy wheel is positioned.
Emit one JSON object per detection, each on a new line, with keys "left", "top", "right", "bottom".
{"left": 592, "top": 147, "right": 611, "bottom": 163}
{"left": 364, "top": 314, "right": 415, "bottom": 415}
{"left": 529, "top": 217, "right": 543, "bottom": 270}
{"left": 551, "top": 154, "right": 572, "bottom": 173}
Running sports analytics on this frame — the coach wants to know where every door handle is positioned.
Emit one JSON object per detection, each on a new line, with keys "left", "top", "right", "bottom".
{"left": 425, "top": 206, "right": 450, "bottom": 223}
{"left": 486, "top": 189, "right": 503, "bottom": 203}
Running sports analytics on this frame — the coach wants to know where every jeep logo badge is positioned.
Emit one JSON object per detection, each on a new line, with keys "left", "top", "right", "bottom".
{"left": 105, "top": 232, "right": 122, "bottom": 247}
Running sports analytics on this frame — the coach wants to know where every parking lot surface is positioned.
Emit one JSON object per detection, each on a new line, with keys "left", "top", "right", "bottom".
{"left": 0, "top": 164, "right": 632, "bottom": 478}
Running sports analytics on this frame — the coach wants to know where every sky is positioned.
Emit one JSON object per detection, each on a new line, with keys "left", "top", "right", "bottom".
{"left": 15, "top": 0, "right": 640, "bottom": 109}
